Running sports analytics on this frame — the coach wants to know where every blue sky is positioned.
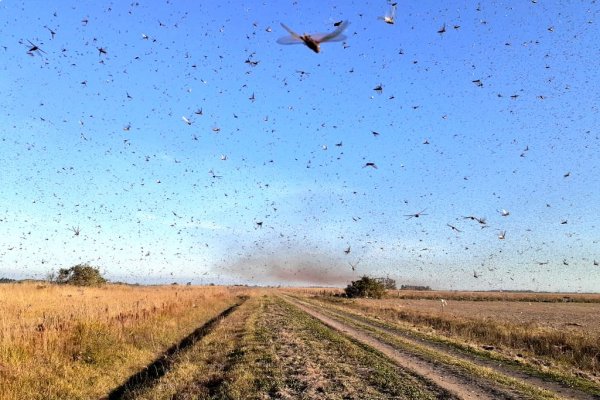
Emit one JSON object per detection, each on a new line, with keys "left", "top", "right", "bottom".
{"left": 1, "top": 1, "right": 599, "bottom": 291}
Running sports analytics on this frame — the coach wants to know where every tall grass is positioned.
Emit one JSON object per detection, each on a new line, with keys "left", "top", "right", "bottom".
{"left": 0, "top": 282, "right": 244, "bottom": 399}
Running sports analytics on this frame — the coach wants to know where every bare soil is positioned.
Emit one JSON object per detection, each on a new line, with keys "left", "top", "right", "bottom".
{"left": 370, "top": 298, "right": 600, "bottom": 334}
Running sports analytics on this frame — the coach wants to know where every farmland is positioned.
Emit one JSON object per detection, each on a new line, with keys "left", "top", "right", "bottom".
{"left": 1, "top": 283, "right": 599, "bottom": 399}
{"left": 0, "top": 283, "right": 246, "bottom": 399}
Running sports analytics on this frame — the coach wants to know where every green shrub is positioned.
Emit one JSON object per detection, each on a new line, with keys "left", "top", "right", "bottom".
{"left": 344, "top": 276, "right": 386, "bottom": 299}
{"left": 55, "top": 264, "right": 107, "bottom": 286}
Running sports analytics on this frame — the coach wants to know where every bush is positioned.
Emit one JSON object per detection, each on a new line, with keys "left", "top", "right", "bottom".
{"left": 55, "top": 264, "right": 107, "bottom": 286}
{"left": 344, "top": 276, "right": 386, "bottom": 299}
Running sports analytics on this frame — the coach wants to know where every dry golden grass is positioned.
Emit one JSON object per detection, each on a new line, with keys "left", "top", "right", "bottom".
{"left": 130, "top": 295, "right": 276, "bottom": 399}
{"left": 0, "top": 282, "right": 246, "bottom": 399}
{"left": 280, "top": 287, "right": 342, "bottom": 297}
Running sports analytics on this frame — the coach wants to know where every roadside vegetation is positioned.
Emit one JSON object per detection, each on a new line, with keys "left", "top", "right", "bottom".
{"left": 312, "top": 294, "right": 600, "bottom": 390}
{"left": 0, "top": 282, "right": 245, "bottom": 399}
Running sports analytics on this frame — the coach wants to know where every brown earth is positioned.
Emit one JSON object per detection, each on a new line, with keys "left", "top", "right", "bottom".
{"left": 369, "top": 298, "right": 600, "bottom": 334}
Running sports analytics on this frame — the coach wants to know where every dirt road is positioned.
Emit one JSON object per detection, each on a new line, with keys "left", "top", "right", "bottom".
{"left": 109, "top": 294, "right": 599, "bottom": 399}
{"left": 281, "top": 295, "right": 599, "bottom": 400}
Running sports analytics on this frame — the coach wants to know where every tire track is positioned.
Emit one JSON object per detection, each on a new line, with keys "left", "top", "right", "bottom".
{"left": 106, "top": 297, "right": 247, "bottom": 400}
{"left": 282, "top": 295, "right": 540, "bottom": 400}
{"left": 300, "top": 297, "right": 599, "bottom": 400}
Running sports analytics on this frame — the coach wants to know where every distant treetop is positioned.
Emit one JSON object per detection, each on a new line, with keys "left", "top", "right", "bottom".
{"left": 54, "top": 264, "right": 107, "bottom": 287}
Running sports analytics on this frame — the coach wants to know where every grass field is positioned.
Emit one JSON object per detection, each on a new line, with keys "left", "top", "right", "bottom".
{"left": 1, "top": 283, "right": 599, "bottom": 399}
{"left": 0, "top": 283, "right": 246, "bottom": 399}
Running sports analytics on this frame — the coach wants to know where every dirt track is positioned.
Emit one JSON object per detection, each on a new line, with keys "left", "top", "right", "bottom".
{"left": 283, "top": 296, "right": 506, "bottom": 399}
{"left": 108, "top": 294, "right": 599, "bottom": 399}
{"left": 282, "top": 295, "right": 599, "bottom": 400}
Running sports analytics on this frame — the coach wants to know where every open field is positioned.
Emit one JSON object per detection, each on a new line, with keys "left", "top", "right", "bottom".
{"left": 285, "top": 288, "right": 600, "bottom": 303}
{"left": 1, "top": 284, "right": 599, "bottom": 399}
{"left": 0, "top": 283, "right": 248, "bottom": 399}
{"left": 360, "top": 297, "right": 600, "bottom": 334}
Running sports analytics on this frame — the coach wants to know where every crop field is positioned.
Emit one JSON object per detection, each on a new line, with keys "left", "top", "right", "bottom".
{"left": 1, "top": 284, "right": 599, "bottom": 399}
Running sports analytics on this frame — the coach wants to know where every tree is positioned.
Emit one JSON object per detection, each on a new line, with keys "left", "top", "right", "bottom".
{"left": 376, "top": 277, "right": 397, "bottom": 290}
{"left": 344, "top": 276, "right": 386, "bottom": 299}
{"left": 55, "top": 264, "right": 107, "bottom": 286}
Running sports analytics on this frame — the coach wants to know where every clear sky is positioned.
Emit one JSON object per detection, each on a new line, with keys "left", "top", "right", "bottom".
{"left": 1, "top": 0, "right": 599, "bottom": 291}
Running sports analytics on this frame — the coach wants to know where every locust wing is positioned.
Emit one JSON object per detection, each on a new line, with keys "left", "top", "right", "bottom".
{"left": 312, "top": 20, "right": 349, "bottom": 43}
{"left": 277, "top": 23, "right": 304, "bottom": 45}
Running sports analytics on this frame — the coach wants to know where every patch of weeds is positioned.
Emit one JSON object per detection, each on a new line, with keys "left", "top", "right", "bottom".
{"left": 70, "top": 322, "right": 122, "bottom": 367}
